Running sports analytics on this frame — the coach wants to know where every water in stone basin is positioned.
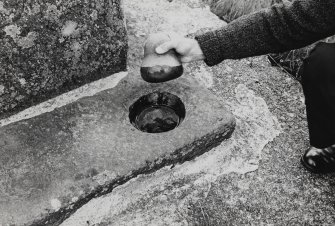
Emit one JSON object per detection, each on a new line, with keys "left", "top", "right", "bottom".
{"left": 135, "top": 105, "right": 180, "bottom": 133}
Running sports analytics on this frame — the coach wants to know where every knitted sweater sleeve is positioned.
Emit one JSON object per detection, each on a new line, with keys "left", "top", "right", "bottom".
{"left": 195, "top": 0, "right": 335, "bottom": 66}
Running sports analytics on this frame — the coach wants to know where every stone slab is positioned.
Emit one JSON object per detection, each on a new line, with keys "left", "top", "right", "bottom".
{"left": 0, "top": 0, "right": 234, "bottom": 224}
{"left": 0, "top": 73, "right": 235, "bottom": 225}
{"left": 0, "top": 0, "right": 127, "bottom": 118}
{"left": 59, "top": 0, "right": 335, "bottom": 225}
{"left": 62, "top": 55, "right": 335, "bottom": 226}
{"left": 60, "top": 82, "right": 282, "bottom": 226}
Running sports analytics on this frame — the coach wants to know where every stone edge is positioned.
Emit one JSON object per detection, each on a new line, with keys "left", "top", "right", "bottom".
{"left": 30, "top": 120, "right": 235, "bottom": 226}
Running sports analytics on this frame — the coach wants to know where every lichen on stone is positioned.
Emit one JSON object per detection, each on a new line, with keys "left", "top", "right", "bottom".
{"left": 3, "top": 24, "right": 21, "bottom": 39}
{"left": 62, "top": 21, "right": 78, "bottom": 37}
{"left": 17, "top": 31, "right": 38, "bottom": 48}
{"left": 0, "top": 85, "right": 5, "bottom": 95}
{"left": 0, "top": 0, "right": 128, "bottom": 118}
{"left": 0, "top": 1, "right": 8, "bottom": 13}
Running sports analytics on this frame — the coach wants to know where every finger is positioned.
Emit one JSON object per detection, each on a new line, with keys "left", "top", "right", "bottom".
{"left": 155, "top": 41, "right": 177, "bottom": 54}
{"left": 167, "top": 32, "right": 182, "bottom": 41}
{"left": 181, "top": 56, "right": 192, "bottom": 63}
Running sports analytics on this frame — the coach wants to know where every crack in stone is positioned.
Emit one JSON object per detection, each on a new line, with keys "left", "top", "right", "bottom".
{"left": 59, "top": 84, "right": 282, "bottom": 226}
{"left": 30, "top": 126, "right": 235, "bottom": 226}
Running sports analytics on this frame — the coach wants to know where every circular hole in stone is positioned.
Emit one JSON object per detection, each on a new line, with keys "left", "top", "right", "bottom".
{"left": 129, "top": 92, "right": 186, "bottom": 133}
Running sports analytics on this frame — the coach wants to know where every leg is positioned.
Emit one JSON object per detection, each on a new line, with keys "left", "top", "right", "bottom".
{"left": 300, "top": 42, "right": 335, "bottom": 173}
{"left": 301, "top": 42, "right": 335, "bottom": 148}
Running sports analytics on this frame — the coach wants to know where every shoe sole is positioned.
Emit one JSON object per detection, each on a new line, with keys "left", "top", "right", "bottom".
{"left": 300, "top": 156, "right": 324, "bottom": 174}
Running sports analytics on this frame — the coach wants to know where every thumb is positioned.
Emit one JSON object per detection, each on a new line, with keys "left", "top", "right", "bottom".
{"left": 155, "top": 41, "right": 176, "bottom": 54}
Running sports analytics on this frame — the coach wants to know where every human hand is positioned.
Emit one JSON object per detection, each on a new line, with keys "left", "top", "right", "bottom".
{"left": 155, "top": 33, "right": 205, "bottom": 63}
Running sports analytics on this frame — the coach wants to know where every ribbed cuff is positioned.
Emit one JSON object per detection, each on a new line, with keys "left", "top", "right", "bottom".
{"left": 195, "top": 31, "right": 225, "bottom": 67}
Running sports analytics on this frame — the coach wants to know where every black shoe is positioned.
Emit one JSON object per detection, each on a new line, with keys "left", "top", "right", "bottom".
{"left": 301, "top": 145, "right": 335, "bottom": 174}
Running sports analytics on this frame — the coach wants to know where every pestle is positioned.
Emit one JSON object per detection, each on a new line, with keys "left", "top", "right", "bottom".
{"left": 140, "top": 33, "right": 183, "bottom": 83}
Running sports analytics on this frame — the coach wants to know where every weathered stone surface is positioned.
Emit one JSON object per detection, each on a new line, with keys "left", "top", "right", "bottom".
{"left": 0, "top": 72, "right": 235, "bottom": 225}
{"left": 6, "top": 0, "right": 334, "bottom": 225}
{"left": 62, "top": 0, "right": 335, "bottom": 225}
{"left": 0, "top": 0, "right": 231, "bottom": 224}
{"left": 63, "top": 56, "right": 335, "bottom": 226}
{"left": 60, "top": 82, "right": 281, "bottom": 226}
{"left": 0, "top": 71, "right": 128, "bottom": 128}
{"left": 0, "top": 0, "right": 127, "bottom": 118}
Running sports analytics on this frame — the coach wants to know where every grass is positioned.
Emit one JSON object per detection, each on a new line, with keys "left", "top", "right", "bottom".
{"left": 204, "top": 0, "right": 282, "bottom": 22}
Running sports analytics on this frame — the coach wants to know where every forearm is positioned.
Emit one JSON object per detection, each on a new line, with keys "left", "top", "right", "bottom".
{"left": 195, "top": 0, "right": 335, "bottom": 66}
